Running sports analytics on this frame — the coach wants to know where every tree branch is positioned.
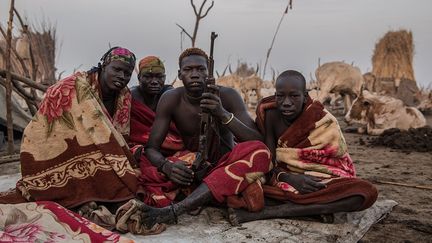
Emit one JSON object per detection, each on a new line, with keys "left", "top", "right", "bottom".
{"left": 0, "top": 69, "right": 48, "bottom": 91}
{"left": 13, "top": 7, "right": 25, "bottom": 28}
{"left": 198, "top": 0, "right": 208, "bottom": 16}
{"left": 191, "top": 0, "right": 199, "bottom": 16}
{"left": 175, "top": 23, "right": 193, "bottom": 40}
{"left": 201, "top": 1, "right": 214, "bottom": 19}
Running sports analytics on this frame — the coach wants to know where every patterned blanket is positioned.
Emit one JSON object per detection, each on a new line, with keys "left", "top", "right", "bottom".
{"left": 139, "top": 141, "right": 272, "bottom": 210}
{"left": 0, "top": 201, "right": 133, "bottom": 243}
{"left": 0, "top": 72, "right": 138, "bottom": 208}
{"left": 256, "top": 96, "right": 377, "bottom": 210}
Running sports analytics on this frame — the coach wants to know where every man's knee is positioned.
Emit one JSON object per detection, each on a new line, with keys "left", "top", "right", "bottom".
{"left": 350, "top": 179, "right": 378, "bottom": 211}
{"left": 236, "top": 140, "right": 268, "bottom": 151}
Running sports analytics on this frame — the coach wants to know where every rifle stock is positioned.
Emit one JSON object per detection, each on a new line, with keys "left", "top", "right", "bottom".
{"left": 191, "top": 32, "right": 218, "bottom": 175}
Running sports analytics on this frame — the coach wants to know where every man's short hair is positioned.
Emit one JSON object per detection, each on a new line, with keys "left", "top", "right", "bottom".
{"left": 276, "top": 70, "right": 306, "bottom": 91}
{"left": 178, "top": 47, "right": 209, "bottom": 68}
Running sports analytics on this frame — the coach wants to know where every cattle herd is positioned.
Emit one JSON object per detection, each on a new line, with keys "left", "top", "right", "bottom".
{"left": 204, "top": 61, "right": 431, "bottom": 136}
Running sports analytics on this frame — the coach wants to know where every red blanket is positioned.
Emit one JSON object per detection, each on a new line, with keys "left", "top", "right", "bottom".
{"left": 138, "top": 141, "right": 272, "bottom": 208}
{"left": 129, "top": 99, "right": 183, "bottom": 154}
{"left": 256, "top": 96, "right": 377, "bottom": 209}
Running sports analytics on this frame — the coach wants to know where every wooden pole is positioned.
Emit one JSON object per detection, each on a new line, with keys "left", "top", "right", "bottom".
{"left": 262, "top": 1, "right": 292, "bottom": 80}
{"left": 5, "top": 0, "right": 16, "bottom": 154}
{"left": 374, "top": 180, "right": 432, "bottom": 191}
{"left": 0, "top": 69, "right": 48, "bottom": 92}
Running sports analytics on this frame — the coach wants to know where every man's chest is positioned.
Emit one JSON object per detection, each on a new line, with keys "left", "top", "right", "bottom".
{"left": 173, "top": 103, "right": 202, "bottom": 136}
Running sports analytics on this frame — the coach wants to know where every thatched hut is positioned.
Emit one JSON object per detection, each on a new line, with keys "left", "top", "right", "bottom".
{"left": 0, "top": 25, "right": 56, "bottom": 86}
{"left": 371, "top": 30, "right": 419, "bottom": 105}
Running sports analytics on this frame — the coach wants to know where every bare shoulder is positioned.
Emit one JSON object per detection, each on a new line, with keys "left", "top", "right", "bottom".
{"left": 160, "top": 86, "right": 182, "bottom": 100}
{"left": 158, "top": 87, "right": 183, "bottom": 108}
{"left": 219, "top": 86, "right": 244, "bottom": 108}
{"left": 219, "top": 86, "right": 241, "bottom": 97}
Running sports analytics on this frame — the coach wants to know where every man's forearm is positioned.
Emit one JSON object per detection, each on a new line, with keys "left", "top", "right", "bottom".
{"left": 220, "top": 111, "right": 263, "bottom": 141}
{"left": 144, "top": 147, "right": 168, "bottom": 170}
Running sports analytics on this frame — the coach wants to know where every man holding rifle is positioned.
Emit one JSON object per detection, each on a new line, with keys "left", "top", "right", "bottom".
{"left": 127, "top": 38, "right": 271, "bottom": 228}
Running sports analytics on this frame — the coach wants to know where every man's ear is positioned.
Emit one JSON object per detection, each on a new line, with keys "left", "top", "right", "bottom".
{"left": 177, "top": 69, "right": 181, "bottom": 79}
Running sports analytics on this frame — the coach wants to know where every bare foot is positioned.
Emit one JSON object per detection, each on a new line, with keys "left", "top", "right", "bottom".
{"left": 115, "top": 199, "right": 169, "bottom": 235}
{"left": 227, "top": 208, "right": 241, "bottom": 226}
{"left": 134, "top": 200, "right": 176, "bottom": 227}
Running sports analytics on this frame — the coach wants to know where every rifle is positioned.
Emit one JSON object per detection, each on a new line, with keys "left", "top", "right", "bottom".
{"left": 191, "top": 32, "right": 218, "bottom": 179}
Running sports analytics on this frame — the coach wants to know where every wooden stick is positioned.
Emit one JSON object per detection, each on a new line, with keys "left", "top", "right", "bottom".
{"left": 374, "top": 180, "right": 432, "bottom": 190}
{"left": 5, "top": 0, "right": 16, "bottom": 154}
{"left": 0, "top": 24, "right": 31, "bottom": 78}
{"left": 0, "top": 153, "right": 20, "bottom": 164}
{"left": 262, "top": 1, "right": 292, "bottom": 80}
{"left": 14, "top": 8, "right": 38, "bottom": 115}
{"left": 0, "top": 76, "right": 39, "bottom": 106}
{"left": 0, "top": 69, "right": 48, "bottom": 91}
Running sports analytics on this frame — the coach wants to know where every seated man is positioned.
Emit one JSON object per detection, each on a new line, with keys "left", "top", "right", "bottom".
{"left": 129, "top": 55, "right": 183, "bottom": 156}
{"left": 0, "top": 47, "right": 140, "bottom": 214}
{"left": 119, "top": 48, "right": 272, "bottom": 228}
{"left": 228, "top": 70, "right": 378, "bottom": 224}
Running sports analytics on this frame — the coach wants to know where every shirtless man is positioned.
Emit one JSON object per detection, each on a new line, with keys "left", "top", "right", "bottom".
{"left": 128, "top": 56, "right": 182, "bottom": 160}
{"left": 133, "top": 48, "right": 272, "bottom": 227}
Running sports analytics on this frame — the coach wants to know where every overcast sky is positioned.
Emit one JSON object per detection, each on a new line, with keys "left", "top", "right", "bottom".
{"left": 1, "top": 0, "right": 431, "bottom": 87}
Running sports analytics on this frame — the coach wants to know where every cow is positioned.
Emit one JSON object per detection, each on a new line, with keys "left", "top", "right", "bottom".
{"left": 415, "top": 90, "right": 432, "bottom": 113}
{"left": 240, "top": 74, "right": 263, "bottom": 107}
{"left": 345, "top": 90, "right": 426, "bottom": 135}
{"left": 216, "top": 73, "right": 265, "bottom": 109}
{"left": 315, "top": 62, "right": 364, "bottom": 114}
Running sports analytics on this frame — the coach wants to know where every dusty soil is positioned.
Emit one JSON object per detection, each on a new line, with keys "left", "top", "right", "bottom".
{"left": 337, "top": 112, "right": 432, "bottom": 243}
{"left": 368, "top": 126, "right": 432, "bottom": 152}
{"left": 1, "top": 112, "right": 431, "bottom": 243}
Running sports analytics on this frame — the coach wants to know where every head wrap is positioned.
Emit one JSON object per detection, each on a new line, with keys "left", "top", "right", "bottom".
{"left": 101, "top": 47, "right": 136, "bottom": 67}
{"left": 138, "top": 56, "right": 165, "bottom": 75}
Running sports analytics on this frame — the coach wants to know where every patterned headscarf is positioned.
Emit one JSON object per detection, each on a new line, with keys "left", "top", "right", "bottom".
{"left": 101, "top": 47, "right": 136, "bottom": 67}
{"left": 138, "top": 56, "right": 165, "bottom": 75}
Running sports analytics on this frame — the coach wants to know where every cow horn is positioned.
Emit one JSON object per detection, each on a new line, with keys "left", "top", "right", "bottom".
{"left": 271, "top": 67, "right": 276, "bottom": 82}
{"left": 255, "top": 63, "right": 259, "bottom": 75}
{"left": 222, "top": 64, "right": 228, "bottom": 76}
{"left": 228, "top": 64, "right": 233, "bottom": 74}
{"left": 359, "top": 84, "right": 365, "bottom": 97}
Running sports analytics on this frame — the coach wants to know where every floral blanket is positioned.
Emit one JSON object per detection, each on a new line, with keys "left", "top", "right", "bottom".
{"left": 256, "top": 96, "right": 356, "bottom": 194}
{"left": 0, "top": 72, "right": 138, "bottom": 208}
{"left": 0, "top": 201, "right": 134, "bottom": 243}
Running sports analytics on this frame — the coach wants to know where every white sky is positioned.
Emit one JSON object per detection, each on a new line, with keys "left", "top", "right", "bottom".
{"left": 1, "top": 0, "right": 431, "bottom": 87}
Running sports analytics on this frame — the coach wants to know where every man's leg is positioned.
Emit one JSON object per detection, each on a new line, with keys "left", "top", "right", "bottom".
{"left": 229, "top": 195, "right": 364, "bottom": 225}
{"left": 137, "top": 183, "right": 214, "bottom": 227}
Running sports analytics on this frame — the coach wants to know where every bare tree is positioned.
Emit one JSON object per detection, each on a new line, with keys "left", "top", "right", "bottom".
{"left": 176, "top": 0, "right": 214, "bottom": 48}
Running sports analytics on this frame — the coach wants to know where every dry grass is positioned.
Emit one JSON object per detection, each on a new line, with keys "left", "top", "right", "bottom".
{"left": 372, "top": 29, "right": 415, "bottom": 82}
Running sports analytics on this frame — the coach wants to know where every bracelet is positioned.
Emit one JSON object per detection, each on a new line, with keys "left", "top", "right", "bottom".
{"left": 157, "top": 159, "right": 169, "bottom": 173}
{"left": 222, "top": 113, "right": 234, "bottom": 125}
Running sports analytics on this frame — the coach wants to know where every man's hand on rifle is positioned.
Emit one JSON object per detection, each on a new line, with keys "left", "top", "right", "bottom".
{"left": 161, "top": 161, "right": 194, "bottom": 186}
{"left": 200, "top": 84, "right": 229, "bottom": 120}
